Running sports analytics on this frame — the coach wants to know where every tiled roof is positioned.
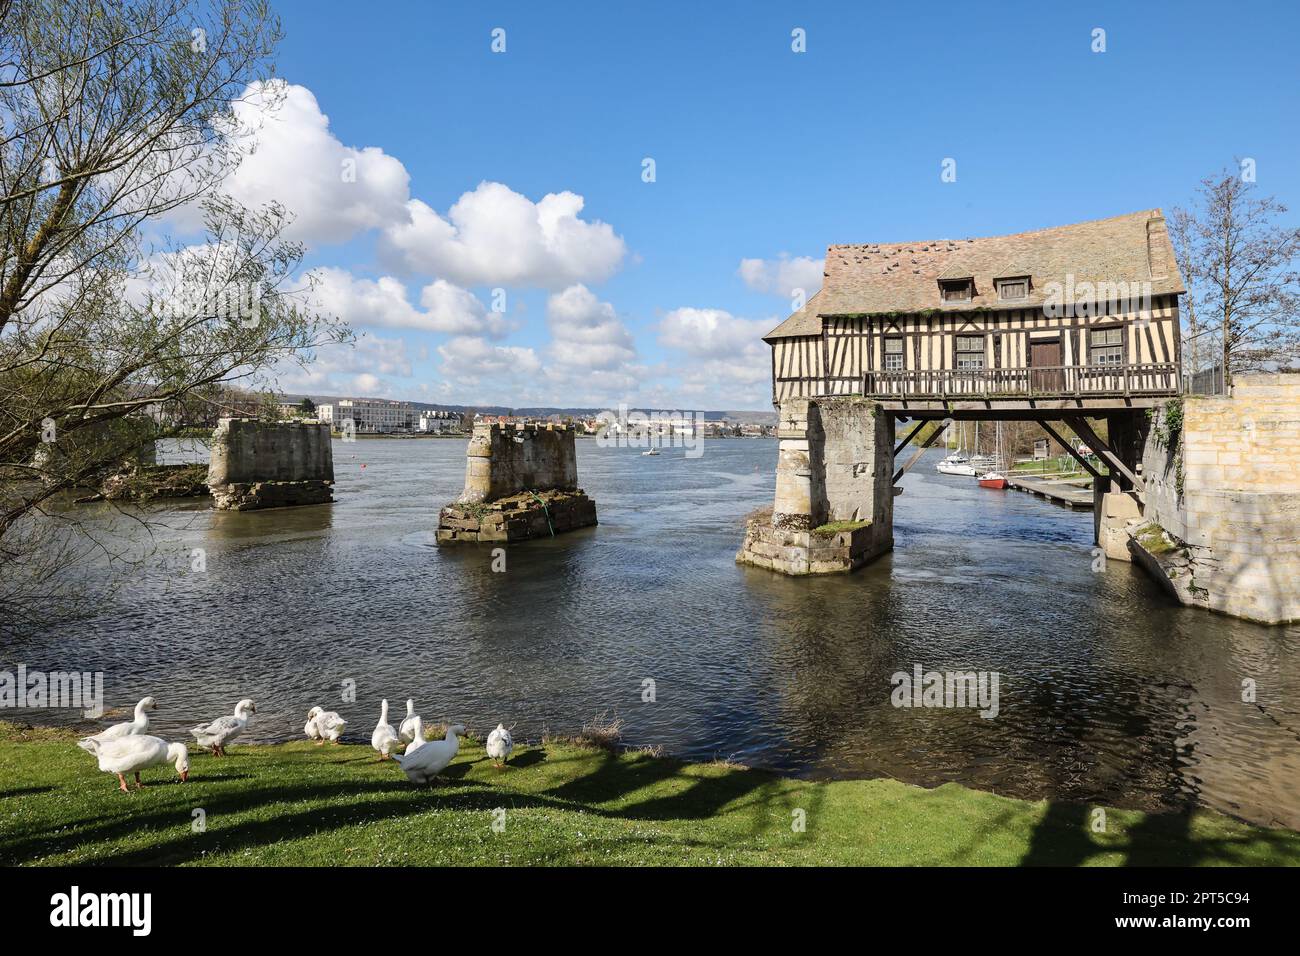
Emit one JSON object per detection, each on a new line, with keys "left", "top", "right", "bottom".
{"left": 764, "top": 210, "right": 1184, "bottom": 340}
{"left": 763, "top": 288, "right": 825, "bottom": 340}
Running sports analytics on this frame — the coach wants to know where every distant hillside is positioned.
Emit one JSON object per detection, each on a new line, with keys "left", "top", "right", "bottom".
{"left": 279, "top": 394, "right": 777, "bottom": 424}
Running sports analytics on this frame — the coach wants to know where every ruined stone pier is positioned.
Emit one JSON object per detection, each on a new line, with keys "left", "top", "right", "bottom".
{"left": 437, "top": 421, "right": 597, "bottom": 544}
{"left": 206, "top": 418, "right": 334, "bottom": 511}
{"left": 736, "top": 396, "right": 894, "bottom": 574}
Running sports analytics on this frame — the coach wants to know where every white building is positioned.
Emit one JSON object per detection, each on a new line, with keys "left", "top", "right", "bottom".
{"left": 316, "top": 399, "right": 417, "bottom": 433}
{"left": 418, "top": 411, "right": 457, "bottom": 433}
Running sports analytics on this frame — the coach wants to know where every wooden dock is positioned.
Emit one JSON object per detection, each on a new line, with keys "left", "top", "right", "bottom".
{"left": 1005, "top": 475, "right": 1094, "bottom": 509}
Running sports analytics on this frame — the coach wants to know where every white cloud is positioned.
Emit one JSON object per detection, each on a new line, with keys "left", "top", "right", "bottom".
{"left": 379, "top": 181, "right": 626, "bottom": 287}
{"left": 738, "top": 254, "right": 824, "bottom": 297}
{"left": 545, "top": 284, "right": 636, "bottom": 370}
{"left": 437, "top": 335, "right": 542, "bottom": 383}
{"left": 209, "top": 81, "right": 412, "bottom": 245}
{"left": 274, "top": 334, "right": 412, "bottom": 397}
{"left": 658, "top": 307, "right": 773, "bottom": 358}
{"left": 352, "top": 372, "right": 382, "bottom": 395}
{"left": 312, "top": 268, "right": 508, "bottom": 338}
{"left": 657, "top": 306, "right": 774, "bottom": 408}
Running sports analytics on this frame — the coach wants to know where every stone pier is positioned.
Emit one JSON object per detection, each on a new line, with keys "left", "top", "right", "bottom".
{"left": 1124, "top": 374, "right": 1300, "bottom": 624}
{"left": 736, "top": 396, "right": 894, "bottom": 574}
{"left": 437, "top": 421, "right": 597, "bottom": 544}
{"left": 206, "top": 418, "right": 334, "bottom": 510}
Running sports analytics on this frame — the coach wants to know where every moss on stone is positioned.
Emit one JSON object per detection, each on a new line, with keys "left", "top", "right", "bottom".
{"left": 812, "top": 518, "right": 871, "bottom": 536}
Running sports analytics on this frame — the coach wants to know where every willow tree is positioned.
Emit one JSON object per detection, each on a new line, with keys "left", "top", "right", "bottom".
{"left": 0, "top": 0, "right": 348, "bottom": 631}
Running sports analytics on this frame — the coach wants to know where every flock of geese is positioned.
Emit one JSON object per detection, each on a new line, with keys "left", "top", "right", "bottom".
{"left": 76, "top": 696, "right": 515, "bottom": 792}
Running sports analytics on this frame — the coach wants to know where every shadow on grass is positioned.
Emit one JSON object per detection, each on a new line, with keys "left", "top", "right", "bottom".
{"left": 0, "top": 785, "right": 56, "bottom": 799}
{"left": 506, "top": 749, "right": 546, "bottom": 769}
{"left": 1019, "top": 800, "right": 1299, "bottom": 866}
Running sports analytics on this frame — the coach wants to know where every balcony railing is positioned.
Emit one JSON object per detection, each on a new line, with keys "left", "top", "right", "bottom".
{"left": 861, "top": 363, "right": 1179, "bottom": 399}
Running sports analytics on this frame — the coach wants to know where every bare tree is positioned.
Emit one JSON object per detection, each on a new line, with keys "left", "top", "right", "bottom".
{"left": 1170, "top": 167, "right": 1300, "bottom": 382}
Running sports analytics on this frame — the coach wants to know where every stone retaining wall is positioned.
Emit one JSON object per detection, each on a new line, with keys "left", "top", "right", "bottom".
{"left": 1131, "top": 374, "right": 1300, "bottom": 624}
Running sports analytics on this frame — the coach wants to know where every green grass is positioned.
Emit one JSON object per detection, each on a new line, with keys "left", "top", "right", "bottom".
{"left": 1, "top": 723, "right": 1295, "bottom": 866}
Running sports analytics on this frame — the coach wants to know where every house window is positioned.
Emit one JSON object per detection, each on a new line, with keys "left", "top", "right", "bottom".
{"left": 1089, "top": 327, "right": 1124, "bottom": 366}
{"left": 883, "top": 337, "right": 904, "bottom": 371}
{"left": 955, "top": 335, "right": 985, "bottom": 370}
{"left": 996, "top": 278, "right": 1028, "bottom": 301}
{"left": 939, "top": 279, "right": 973, "bottom": 302}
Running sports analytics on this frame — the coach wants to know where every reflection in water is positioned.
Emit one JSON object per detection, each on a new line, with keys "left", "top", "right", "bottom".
{"left": 5, "top": 437, "right": 1299, "bottom": 828}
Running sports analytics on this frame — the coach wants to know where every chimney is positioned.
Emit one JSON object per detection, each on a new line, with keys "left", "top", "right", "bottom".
{"left": 1146, "top": 213, "right": 1171, "bottom": 280}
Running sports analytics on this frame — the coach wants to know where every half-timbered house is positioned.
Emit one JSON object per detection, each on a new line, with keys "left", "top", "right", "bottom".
{"left": 765, "top": 210, "right": 1184, "bottom": 410}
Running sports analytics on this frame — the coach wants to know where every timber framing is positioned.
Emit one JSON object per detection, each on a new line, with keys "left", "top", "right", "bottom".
{"left": 766, "top": 210, "right": 1185, "bottom": 412}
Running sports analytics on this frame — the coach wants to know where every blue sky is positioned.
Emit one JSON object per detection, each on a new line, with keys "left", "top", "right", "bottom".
{"left": 231, "top": 0, "right": 1300, "bottom": 410}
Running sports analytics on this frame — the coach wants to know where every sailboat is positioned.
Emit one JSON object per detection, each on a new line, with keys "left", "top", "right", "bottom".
{"left": 977, "top": 421, "right": 1008, "bottom": 489}
{"left": 936, "top": 422, "right": 978, "bottom": 476}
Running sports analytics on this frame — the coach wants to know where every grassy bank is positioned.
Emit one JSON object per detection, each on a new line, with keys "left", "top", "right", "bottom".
{"left": 1, "top": 723, "right": 1295, "bottom": 866}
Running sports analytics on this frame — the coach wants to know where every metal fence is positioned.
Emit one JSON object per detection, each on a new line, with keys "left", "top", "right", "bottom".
{"left": 1184, "top": 363, "right": 1226, "bottom": 396}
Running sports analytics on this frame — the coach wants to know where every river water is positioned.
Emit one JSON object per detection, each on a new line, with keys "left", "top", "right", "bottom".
{"left": 5, "top": 437, "right": 1299, "bottom": 828}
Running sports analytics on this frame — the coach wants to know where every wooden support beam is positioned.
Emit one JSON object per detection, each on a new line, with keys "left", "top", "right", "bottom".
{"left": 1064, "top": 415, "right": 1144, "bottom": 493}
{"left": 894, "top": 417, "right": 951, "bottom": 484}
{"left": 893, "top": 420, "right": 927, "bottom": 458}
{"left": 1039, "top": 421, "right": 1104, "bottom": 481}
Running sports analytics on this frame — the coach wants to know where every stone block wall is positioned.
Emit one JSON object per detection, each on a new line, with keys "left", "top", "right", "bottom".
{"left": 439, "top": 421, "right": 596, "bottom": 544}
{"left": 206, "top": 418, "right": 334, "bottom": 510}
{"left": 740, "top": 396, "right": 893, "bottom": 575}
{"left": 1134, "top": 374, "right": 1300, "bottom": 624}
{"left": 459, "top": 422, "right": 579, "bottom": 504}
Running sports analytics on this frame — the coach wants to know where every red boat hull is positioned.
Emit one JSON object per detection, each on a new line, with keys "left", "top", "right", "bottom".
{"left": 978, "top": 477, "right": 1008, "bottom": 489}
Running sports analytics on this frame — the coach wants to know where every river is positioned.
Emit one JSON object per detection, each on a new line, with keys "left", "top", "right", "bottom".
{"left": 5, "top": 436, "right": 1298, "bottom": 829}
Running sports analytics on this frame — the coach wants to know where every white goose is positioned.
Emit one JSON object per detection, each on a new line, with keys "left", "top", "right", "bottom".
{"left": 84, "top": 735, "right": 188, "bottom": 792}
{"left": 77, "top": 696, "right": 157, "bottom": 753}
{"left": 191, "top": 698, "right": 256, "bottom": 756}
{"left": 392, "top": 723, "right": 466, "bottom": 785}
{"left": 398, "top": 699, "right": 419, "bottom": 743}
{"left": 306, "top": 706, "right": 346, "bottom": 744}
{"left": 401, "top": 716, "right": 426, "bottom": 755}
{"left": 371, "top": 699, "right": 400, "bottom": 760}
{"left": 486, "top": 723, "right": 514, "bottom": 767}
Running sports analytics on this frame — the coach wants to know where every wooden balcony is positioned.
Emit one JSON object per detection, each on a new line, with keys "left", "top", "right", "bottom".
{"left": 861, "top": 363, "right": 1179, "bottom": 400}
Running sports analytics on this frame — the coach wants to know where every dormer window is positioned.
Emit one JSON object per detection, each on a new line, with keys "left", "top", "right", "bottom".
{"left": 996, "top": 276, "right": 1029, "bottom": 301}
{"left": 939, "top": 278, "right": 973, "bottom": 302}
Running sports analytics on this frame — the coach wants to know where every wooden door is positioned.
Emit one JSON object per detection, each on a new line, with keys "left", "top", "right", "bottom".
{"left": 1030, "top": 339, "right": 1064, "bottom": 392}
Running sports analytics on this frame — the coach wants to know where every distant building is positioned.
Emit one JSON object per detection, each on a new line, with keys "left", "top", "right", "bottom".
{"left": 317, "top": 398, "right": 417, "bottom": 433}
{"left": 418, "top": 411, "right": 457, "bottom": 433}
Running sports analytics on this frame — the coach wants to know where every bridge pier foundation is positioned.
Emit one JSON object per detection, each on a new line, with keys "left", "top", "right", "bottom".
{"left": 737, "top": 396, "right": 893, "bottom": 575}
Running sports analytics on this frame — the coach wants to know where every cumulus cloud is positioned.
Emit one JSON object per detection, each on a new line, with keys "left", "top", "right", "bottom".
{"left": 312, "top": 268, "right": 508, "bottom": 338}
{"left": 437, "top": 335, "right": 542, "bottom": 383}
{"left": 737, "top": 254, "right": 824, "bottom": 297}
{"left": 187, "top": 81, "right": 414, "bottom": 245}
{"left": 657, "top": 306, "right": 774, "bottom": 407}
{"left": 379, "top": 181, "right": 627, "bottom": 288}
{"left": 658, "top": 307, "right": 773, "bottom": 358}
{"left": 545, "top": 284, "right": 636, "bottom": 370}
{"left": 274, "top": 333, "right": 412, "bottom": 396}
